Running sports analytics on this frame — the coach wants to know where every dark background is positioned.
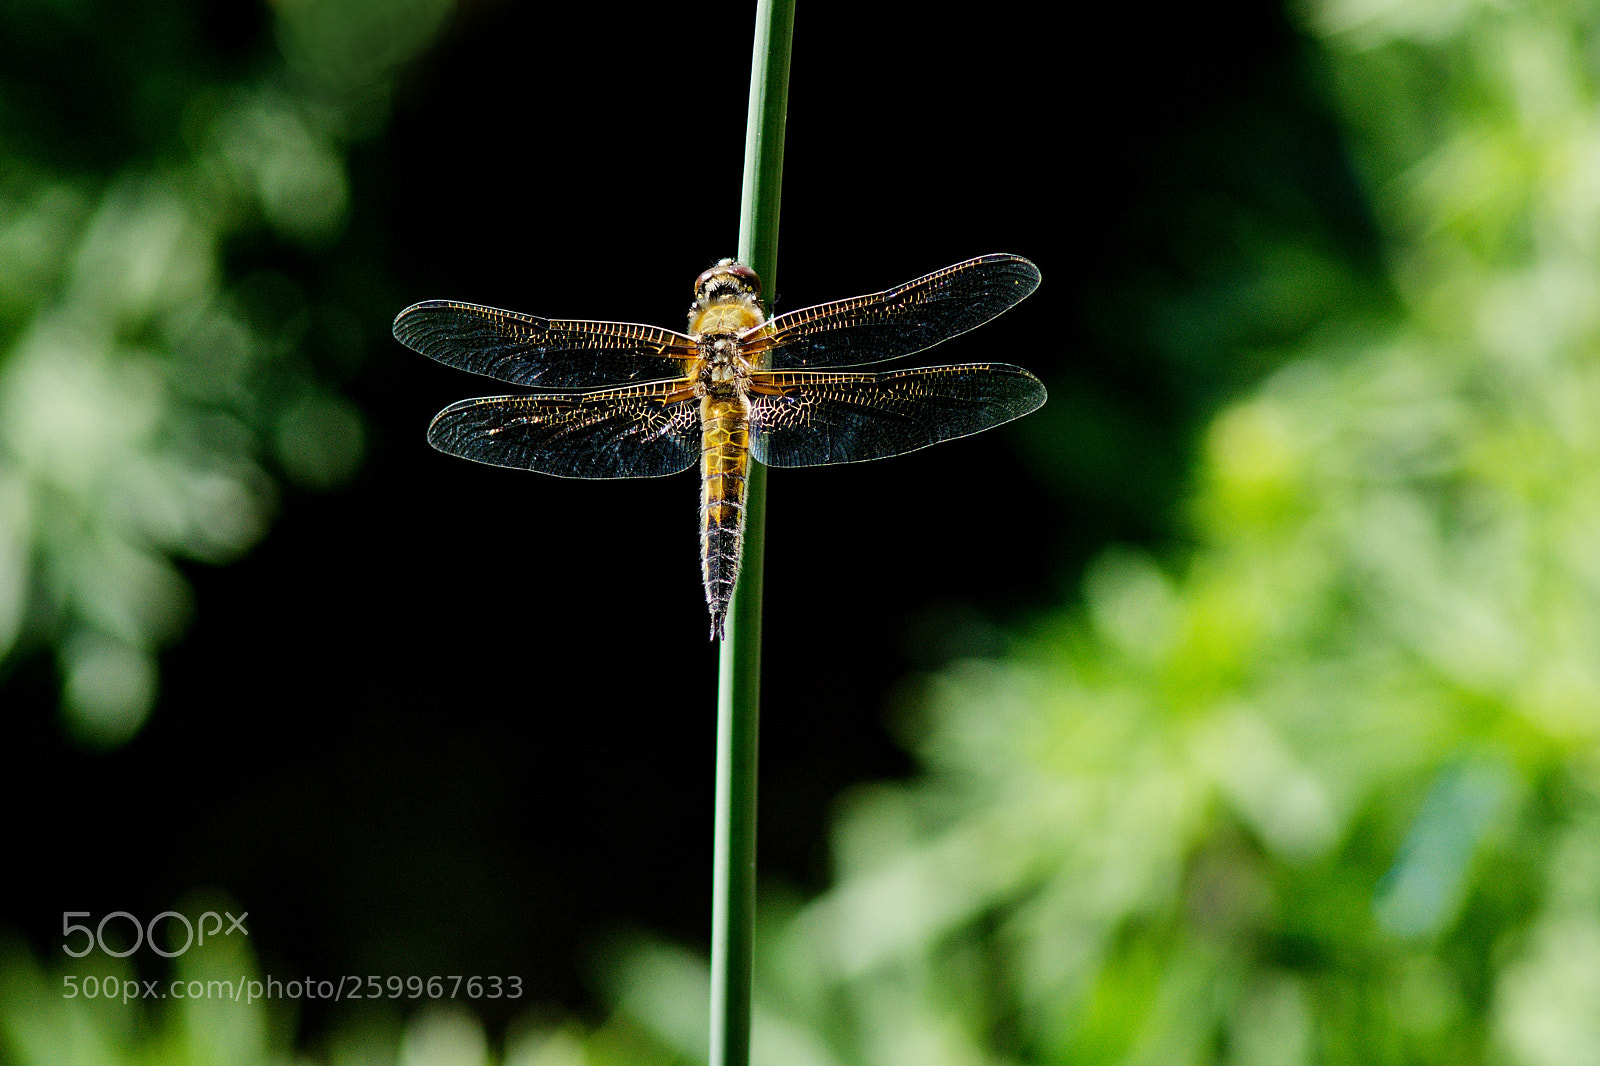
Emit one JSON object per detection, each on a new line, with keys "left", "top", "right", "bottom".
{"left": 2, "top": 0, "right": 1367, "bottom": 1046}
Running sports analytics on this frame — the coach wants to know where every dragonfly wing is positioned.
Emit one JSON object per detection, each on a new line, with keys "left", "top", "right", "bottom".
{"left": 428, "top": 380, "right": 700, "bottom": 479}
{"left": 745, "top": 254, "right": 1041, "bottom": 370}
{"left": 395, "top": 301, "right": 698, "bottom": 388}
{"left": 748, "top": 365, "right": 1046, "bottom": 468}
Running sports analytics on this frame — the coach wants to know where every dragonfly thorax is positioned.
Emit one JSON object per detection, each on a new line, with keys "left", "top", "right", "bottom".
{"left": 697, "top": 334, "right": 746, "bottom": 397}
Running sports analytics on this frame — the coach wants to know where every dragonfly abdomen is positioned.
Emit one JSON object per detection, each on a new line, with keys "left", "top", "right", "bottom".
{"left": 700, "top": 396, "right": 752, "bottom": 640}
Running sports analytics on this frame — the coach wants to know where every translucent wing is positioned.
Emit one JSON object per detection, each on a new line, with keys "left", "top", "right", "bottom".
{"left": 748, "top": 364, "right": 1046, "bottom": 467}
{"left": 427, "top": 380, "right": 700, "bottom": 479}
{"left": 395, "top": 300, "right": 698, "bottom": 389}
{"left": 743, "top": 254, "right": 1041, "bottom": 370}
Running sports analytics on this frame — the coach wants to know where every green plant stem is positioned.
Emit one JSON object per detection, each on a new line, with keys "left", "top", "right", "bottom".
{"left": 711, "top": 3, "right": 793, "bottom": 1065}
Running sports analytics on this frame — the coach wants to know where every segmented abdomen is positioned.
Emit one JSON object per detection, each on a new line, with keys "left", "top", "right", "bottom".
{"left": 700, "top": 395, "right": 751, "bottom": 640}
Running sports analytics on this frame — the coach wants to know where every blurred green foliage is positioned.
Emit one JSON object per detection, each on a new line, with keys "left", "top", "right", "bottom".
{"left": 0, "top": 0, "right": 444, "bottom": 744}
{"left": 6, "top": 0, "right": 1600, "bottom": 1062}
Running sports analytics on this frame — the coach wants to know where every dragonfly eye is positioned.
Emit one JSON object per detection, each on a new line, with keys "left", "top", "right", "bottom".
{"left": 695, "top": 260, "right": 762, "bottom": 301}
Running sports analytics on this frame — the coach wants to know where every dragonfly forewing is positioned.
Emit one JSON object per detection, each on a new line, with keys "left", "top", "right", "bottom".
{"left": 744, "top": 254, "right": 1041, "bottom": 370}
{"left": 395, "top": 300, "right": 698, "bottom": 389}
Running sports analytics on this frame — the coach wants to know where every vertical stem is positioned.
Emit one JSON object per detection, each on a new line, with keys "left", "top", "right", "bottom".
{"left": 711, "top": 3, "right": 793, "bottom": 1065}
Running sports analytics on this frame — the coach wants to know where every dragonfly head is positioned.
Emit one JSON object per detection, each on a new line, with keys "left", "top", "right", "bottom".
{"left": 693, "top": 259, "right": 762, "bottom": 305}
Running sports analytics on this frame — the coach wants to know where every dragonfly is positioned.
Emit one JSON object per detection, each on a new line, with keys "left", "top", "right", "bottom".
{"left": 394, "top": 253, "right": 1047, "bottom": 640}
